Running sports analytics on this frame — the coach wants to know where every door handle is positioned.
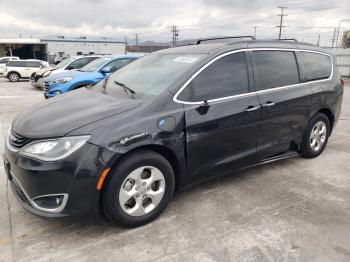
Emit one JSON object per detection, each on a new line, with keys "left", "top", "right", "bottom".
{"left": 262, "top": 101, "right": 276, "bottom": 107}
{"left": 245, "top": 105, "right": 261, "bottom": 112}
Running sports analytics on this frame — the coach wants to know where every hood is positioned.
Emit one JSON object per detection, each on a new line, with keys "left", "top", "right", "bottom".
{"left": 36, "top": 67, "right": 55, "bottom": 76}
{"left": 45, "top": 70, "right": 97, "bottom": 81}
{"left": 13, "top": 88, "right": 141, "bottom": 138}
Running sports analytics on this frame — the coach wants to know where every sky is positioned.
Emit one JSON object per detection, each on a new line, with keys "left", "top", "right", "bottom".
{"left": 0, "top": 0, "right": 349, "bottom": 47}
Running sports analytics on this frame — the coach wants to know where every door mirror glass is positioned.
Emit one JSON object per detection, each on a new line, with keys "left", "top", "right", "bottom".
{"left": 101, "top": 67, "right": 111, "bottom": 74}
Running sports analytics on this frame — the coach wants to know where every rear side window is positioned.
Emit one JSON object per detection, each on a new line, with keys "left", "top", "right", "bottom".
{"left": 25, "top": 61, "right": 41, "bottom": 68}
{"left": 301, "top": 52, "right": 332, "bottom": 81}
{"left": 179, "top": 52, "right": 249, "bottom": 102}
{"left": 252, "top": 51, "right": 300, "bottom": 91}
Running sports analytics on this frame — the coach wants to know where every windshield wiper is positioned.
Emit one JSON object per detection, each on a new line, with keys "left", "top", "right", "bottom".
{"left": 114, "top": 80, "right": 136, "bottom": 99}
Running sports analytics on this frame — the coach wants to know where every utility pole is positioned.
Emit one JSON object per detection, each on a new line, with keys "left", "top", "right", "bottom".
{"left": 134, "top": 33, "right": 139, "bottom": 46}
{"left": 253, "top": 26, "right": 258, "bottom": 38}
{"left": 316, "top": 34, "right": 320, "bottom": 47}
{"left": 171, "top": 25, "right": 179, "bottom": 46}
{"left": 331, "top": 28, "right": 337, "bottom": 48}
{"left": 277, "top": 6, "right": 288, "bottom": 40}
{"left": 124, "top": 36, "right": 128, "bottom": 54}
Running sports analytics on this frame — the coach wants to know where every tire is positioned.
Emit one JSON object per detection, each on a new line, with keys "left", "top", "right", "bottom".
{"left": 8, "top": 72, "right": 20, "bottom": 82}
{"left": 301, "top": 113, "right": 330, "bottom": 158}
{"left": 102, "top": 150, "right": 175, "bottom": 227}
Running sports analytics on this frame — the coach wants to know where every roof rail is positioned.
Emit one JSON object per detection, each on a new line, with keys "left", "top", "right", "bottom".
{"left": 196, "top": 36, "right": 255, "bottom": 44}
{"left": 278, "top": 38, "right": 298, "bottom": 42}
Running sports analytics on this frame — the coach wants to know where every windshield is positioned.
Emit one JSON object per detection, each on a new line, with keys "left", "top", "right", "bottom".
{"left": 81, "top": 57, "right": 112, "bottom": 72}
{"left": 103, "top": 53, "right": 205, "bottom": 99}
{"left": 55, "top": 58, "right": 75, "bottom": 69}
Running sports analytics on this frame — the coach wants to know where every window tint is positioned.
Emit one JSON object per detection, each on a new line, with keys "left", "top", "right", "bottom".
{"left": 87, "top": 56, "right": 99, "bottom": 62}
{"left": 103, "top": 59, "right": 133, "bottom": 73}
{"left": 68, "top": 58, "right": 89, "bottom": 69}
{"left": 301, "top": 52, "right": 331, "bottom": 81}
{"left": 7, "top": 61, "right": 26, "bottom": 67}
{"left": 0, "top": 58, "right": 10, "bottom": 64}
{"left": 25, "top": 61, "right": 41, "bottom": 68}
{"left": 179, "top": 52, "right": 249, "bottom": 102}
{"left": 252, "top": 51, "right": 300, "bottom": 90}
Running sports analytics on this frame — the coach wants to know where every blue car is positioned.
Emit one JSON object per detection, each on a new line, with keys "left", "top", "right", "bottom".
{"left": 44, "top": 55, "right": 140, "bottom": 98}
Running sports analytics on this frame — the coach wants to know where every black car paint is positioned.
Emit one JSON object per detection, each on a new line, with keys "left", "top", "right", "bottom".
{"left": 3, "top": 41, "right": 343, "bottom": 218}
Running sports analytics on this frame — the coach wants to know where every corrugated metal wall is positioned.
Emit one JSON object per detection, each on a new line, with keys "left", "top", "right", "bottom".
{"left": 332, "top": 49, "right": 350, "bottom": 78}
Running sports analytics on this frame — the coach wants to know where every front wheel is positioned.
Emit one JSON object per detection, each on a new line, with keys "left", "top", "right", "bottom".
{"left": 301, "top": 113, "right": 330, "bottom": 158}
{"left": 102, "top": 150, "right": 175, "bottom": 227}
{"left": 8, "top": 72, "right": 20, "bottom": 82}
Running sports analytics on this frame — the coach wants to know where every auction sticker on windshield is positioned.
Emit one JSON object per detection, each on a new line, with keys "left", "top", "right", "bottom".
{"left": 173, "top": 57, "right": 198, "bottom": 63}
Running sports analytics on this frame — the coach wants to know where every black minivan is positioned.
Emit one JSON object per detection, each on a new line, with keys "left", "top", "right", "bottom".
{"left": 3, "top": 39, "right": 343, "bottom": 227}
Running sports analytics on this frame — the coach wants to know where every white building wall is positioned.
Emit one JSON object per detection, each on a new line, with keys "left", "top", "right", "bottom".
{"left": 332, "top": 48, "right": 350, "bottom": 77}
{"left": 44, "top": 41, "right": 126, "bottom": 58}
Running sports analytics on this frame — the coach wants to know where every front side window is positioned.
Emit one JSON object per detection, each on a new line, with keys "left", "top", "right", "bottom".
{"left": 0, "top": 58, "right": 10, "bottom": 64}
{"left": 178, "top": 52, "right": 249, "bottom": 102}
{"left": 68, "top": 57, "right": 89, "bottom": 69}
{"left": 8, "top": 61, "right": 25, "bottom": 67}
{"left": 81, "top": 57, "right": 112, "bottom": 72}
{"left": 301, "top": 52, "right": 332, "bottom": 81}
{"left": 102, "top": 58, "right": 133, "bottom": 73}
{"left": 252, "top": 51, "right": 300, "bottom": 91}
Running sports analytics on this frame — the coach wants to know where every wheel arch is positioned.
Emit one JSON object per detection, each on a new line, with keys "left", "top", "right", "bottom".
{"left": 317, "top": 108, "right": 334, "bottom": 134}
{"left": 101, "top": 144, "right": 184, "bottom": 193}
{"left": 7, "top": 71, "right": 21, "bottom": 78}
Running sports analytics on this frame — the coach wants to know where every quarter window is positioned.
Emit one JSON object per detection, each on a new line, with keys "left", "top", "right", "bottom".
{"left": 301, "top": 52, "right": 331, "bottom": 81}
{"left": 252, "top": 51, "right": 300, "bottom": 91}
{"left": 178, "top": 52, "right": 249, "bottom": 102}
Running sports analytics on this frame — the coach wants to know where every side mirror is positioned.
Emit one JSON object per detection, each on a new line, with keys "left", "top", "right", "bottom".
{"left": 196, "top": 100, "right": 210, "bottom": 115}
{"left": 101, "top": 67, "right": 111, "bottom": 74}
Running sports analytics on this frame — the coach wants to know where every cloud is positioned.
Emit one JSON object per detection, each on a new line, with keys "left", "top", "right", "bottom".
{"left": 0, "top": 0, "right": 348, "bottom": 46}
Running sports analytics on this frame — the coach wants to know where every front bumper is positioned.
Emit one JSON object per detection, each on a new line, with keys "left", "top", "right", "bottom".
{"left": 3, "top": 142, "right": 116, "bottom": 218}
{"left": 30, "top": 75, "right": 45, "bottom": 89}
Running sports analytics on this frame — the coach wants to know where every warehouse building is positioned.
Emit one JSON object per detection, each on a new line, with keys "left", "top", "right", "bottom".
{"left": 0, "top": 36, "right": 126, "bottom": 63}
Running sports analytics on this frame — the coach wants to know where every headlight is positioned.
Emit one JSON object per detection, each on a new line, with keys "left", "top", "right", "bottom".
{"left": 43, "top": 70, "right": 52, "bottom": 77}
{"left": 51, "top": 77, "right": 73, "bottom": 84}
{"left": 19, "top": 136, "right": 90, "bottom": 161}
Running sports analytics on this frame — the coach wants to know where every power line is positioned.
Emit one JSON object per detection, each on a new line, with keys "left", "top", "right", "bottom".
{"left": 277, "top": 6, "right": 288, "bottom": 40}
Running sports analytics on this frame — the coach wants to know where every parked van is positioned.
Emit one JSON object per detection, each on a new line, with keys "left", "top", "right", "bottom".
{"left": 3, "top": 39, "right": 343, "bottom": 227}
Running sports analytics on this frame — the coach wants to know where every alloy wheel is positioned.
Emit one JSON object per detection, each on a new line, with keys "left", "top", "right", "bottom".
{"left": 119, "top": 166, "right": 165, "bottom": 216}
{"left": 310, "top": 120, "right": 327, "bottom": 152}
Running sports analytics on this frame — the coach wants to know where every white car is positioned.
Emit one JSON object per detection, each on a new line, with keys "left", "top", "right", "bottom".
{"left": 5, "top": 59, "right": 49, "bottom": 82}
{"left": 0, "top": 56, "right": 19, "bottom": 75}
{"left": 30, "top": 55, "right": 102, "bottom": 88}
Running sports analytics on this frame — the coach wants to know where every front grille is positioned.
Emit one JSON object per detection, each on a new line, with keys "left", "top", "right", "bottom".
{"left": 9, "top": 129, "right": 32, "bottom": 149}
{"left": 44, "top": 82, "right": 49, "bottom": 95}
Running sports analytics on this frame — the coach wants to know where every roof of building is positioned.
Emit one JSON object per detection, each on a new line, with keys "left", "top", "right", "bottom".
{"left": 41, "top": 36, "right": 124, "bottom": 44}
{"left": 0, "top": 38, "right": 42, "bottom": 44}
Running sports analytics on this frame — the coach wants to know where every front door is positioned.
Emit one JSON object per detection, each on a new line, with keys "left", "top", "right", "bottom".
{"left": 176, "top": 51, "right": 261, "bottom": 183}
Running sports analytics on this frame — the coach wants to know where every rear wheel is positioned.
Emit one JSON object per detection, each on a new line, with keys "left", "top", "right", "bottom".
{"left": 301, "top": 113, "right": 330, "bottom": 158}
{"left": 102, "top": 150, "right": 175, "bottom": 227}
{"left": 8, "top": 72, "right": 20, "bottom": 82}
